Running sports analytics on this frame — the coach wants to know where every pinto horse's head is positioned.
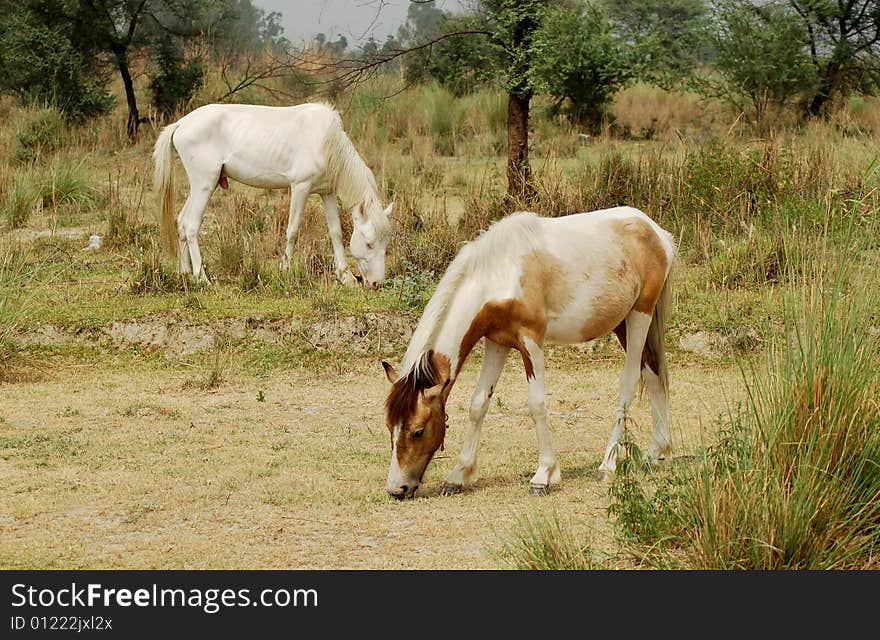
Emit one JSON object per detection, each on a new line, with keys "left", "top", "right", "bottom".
{"left": 350, "top": 199, "right": 393, "bottom": 289}
{"left": 382, "top": 351, "right": 452, "bottom": 499}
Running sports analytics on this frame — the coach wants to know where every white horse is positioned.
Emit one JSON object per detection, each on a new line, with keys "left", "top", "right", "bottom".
{"left": 381, "top": 206, "right": 676, "bottom": 499}
{"left": 152, "top": 102, "right": 393, "bottom": 288}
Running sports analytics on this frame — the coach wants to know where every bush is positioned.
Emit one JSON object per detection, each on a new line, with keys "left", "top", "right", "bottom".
{"left": 13, "top": 108, "right": 67, "bottom": 163}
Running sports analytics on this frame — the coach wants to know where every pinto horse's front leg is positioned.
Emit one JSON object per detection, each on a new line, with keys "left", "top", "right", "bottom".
{"left": 442, "top": 340, "right": 509, "bottom": 494}
{"left": 523, "top": 336, "right": 561, "bottom": 495}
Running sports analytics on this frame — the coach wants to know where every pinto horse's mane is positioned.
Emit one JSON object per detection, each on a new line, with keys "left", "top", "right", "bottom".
{"left": 398, "top": 211, "right": 544, "bottom": 376}
{"left": 385, "top": 350, "right": 445, "bottom": 428}
{"left": 321, "top": 105, "right": 390, "bottom": 241}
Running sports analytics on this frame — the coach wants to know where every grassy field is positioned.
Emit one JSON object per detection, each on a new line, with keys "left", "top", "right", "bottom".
{"left": 1, "top": 73, "right": 878, "bottom": 569}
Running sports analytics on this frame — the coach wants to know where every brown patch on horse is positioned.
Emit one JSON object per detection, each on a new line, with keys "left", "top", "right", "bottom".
{"left": 457, "top": 251, "right": 572, "bottom": 380}
{"left": 610, "top": 218, "right": 668, "bottom": 315}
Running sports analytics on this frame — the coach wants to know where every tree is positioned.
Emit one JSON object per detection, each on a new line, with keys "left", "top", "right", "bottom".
{"left": 790, "top": 0, "right": 880, "bottom": 115}
{"left": 483, "top": 0, "right": 549, "bottom": 197}
{"left": 0, "top": 1, "right": 115, "bottom": 122}
{"left": 699, "top": 1, "right": 817, "bottom": 132}
{"left": 602, "top": 0, "right": 710, "bottom": 87}
{"left": 531, "top": 4, "right": 633, "bottom": 132}
{"left": 0, "top": 0, "right": 287, "bottom": 139}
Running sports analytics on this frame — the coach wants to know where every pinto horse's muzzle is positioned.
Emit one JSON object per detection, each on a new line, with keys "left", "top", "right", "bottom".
{"left": 387, "top": 483, "right": 419, "bottom": 500}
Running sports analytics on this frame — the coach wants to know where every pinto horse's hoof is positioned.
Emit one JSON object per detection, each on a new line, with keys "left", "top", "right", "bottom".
{"left": 440, "top": 483, "right": 463, "bottom": 496}
{"left": 529, "top": 483, "right": 550, "bottom": 496}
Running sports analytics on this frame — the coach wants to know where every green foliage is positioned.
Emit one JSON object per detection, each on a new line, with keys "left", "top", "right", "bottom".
{"left": 609, "top": 254, "right": 880, "bottom": 569}
{"left": 150, "top": 40, "right": 204, "bottom": 119}
{"left": 403, "top": 13, "right": 497, "bottom": 96}
{"left": 602, "top": 0, "right": 710, "bottom": 87}
{"left": 0, "top": 2, "right": 114, "bottom": 122}
{"left": 13, "top": 109, "right": 68, "bottom": 164}
{"left": 530, "top": 5, "right": 632, "bottom": 131}
{"left": 694, "top": 1, "right": 817, "bottom": 131}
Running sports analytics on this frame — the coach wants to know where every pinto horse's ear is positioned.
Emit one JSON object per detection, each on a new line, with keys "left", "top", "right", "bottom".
{"left": 423, "top": 377, "right": 451, "bottom": 403}
{"left": 382, "top": 361, "right": 398, "bottom": 383}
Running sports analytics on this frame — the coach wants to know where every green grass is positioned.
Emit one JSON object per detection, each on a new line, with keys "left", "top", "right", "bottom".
{"left": 605, "top": 241, "right": 880, "bottom": 569}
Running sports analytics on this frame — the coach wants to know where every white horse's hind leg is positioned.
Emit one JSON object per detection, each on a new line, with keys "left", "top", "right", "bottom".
{"left": 523, "top": 336, "right": 561, "bottom": 494}
{"left": 176, "top": 195, "right": 192, "bottom": 274}
{"left": 598, "top": 310, "right": 652, "bottom": 480}
{"left": 443, "top": 340, "right": 509, "bottom": 492}
{"left": 282, "top": 182, "right": 312, "bottom": 271}
{"left": 180, "top": 185, "right": 214, "bottom": 282}
{"left": 642, "top": 364, "right": 671, "bottom": 463}
{"left": 321, "top": 193, "right": 356, "bottom": 285}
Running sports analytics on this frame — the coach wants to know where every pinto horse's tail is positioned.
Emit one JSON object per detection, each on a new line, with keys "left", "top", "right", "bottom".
{"left": 645, "top": 261, "right": 673, "bottom": 394}
{"left": 153, "top": 122, "right": 180, "bottom": 259}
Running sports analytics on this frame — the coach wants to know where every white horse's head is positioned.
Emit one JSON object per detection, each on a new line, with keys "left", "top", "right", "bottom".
{"left": 350, "top": 199, "right": 393, "bottom": 289}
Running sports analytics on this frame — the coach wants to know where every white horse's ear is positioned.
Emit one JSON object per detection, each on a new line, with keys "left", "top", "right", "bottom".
{"left": 383, "top": 202, "right": 394, "bottom": 218}
{"left": 382, "top": 361, "right": 398, "bottom": 383}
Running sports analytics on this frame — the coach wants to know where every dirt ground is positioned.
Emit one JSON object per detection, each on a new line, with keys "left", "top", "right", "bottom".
{"left": 0, "top": 353, "right": 744, "bottom": 570}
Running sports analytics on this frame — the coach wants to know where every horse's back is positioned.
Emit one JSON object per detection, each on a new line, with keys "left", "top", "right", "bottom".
{"left": 170, "top": 103, "right": 343, "bottom": 188}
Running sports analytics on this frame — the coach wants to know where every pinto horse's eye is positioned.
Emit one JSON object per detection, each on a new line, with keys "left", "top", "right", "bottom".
{"left": 411, "top": 427, "right": 425, "bottom": 439}
{"left": 366, "top": 242, "right": 374, "bottom": 251}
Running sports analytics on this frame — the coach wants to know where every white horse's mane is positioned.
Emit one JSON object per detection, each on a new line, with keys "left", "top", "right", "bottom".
{"left": 321, "top": 104, "right": 390, "bottom": 240}
{"left": 400, "top": 211, "right": 544, "bottom": 375}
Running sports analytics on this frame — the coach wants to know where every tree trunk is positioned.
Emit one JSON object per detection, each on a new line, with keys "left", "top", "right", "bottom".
{"left": 116, "top": 49, "right": 141, "bottom": 140}
{"left": 806, "top": 60, "right": 840, "bottom": 117}
{"left": 507, "top": 91, "right": 532, "bottom": 198}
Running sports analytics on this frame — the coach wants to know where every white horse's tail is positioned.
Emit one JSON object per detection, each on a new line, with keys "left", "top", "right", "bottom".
{"left": 153, "top": 122, "right": 180, "bottom": 258}
{"left": 645, "top": 261, "right": 673, "bottom": 394}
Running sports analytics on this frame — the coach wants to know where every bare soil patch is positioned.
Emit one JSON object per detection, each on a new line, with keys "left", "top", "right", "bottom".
{"left": 0, "top": 356, "right": 744, "bottom": 569}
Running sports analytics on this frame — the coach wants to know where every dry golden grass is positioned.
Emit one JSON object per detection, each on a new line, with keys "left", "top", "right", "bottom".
{"left": 0, "top": 354, "right": 743, "bottom": 569}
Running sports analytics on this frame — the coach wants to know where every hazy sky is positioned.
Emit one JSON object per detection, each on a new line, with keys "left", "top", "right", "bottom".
{"left": 253, "top": 1, "right": 467, "bottom": 47}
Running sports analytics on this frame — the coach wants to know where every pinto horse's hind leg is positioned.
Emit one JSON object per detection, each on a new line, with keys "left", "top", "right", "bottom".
{"left": 522, "top": 336, "right": 561, "bottom": 494}
{"left": 442, "top": 340, "right": 510, "bottom": 494}
{"left": 598, "top": 310, "right": 653, "bottom": 481}
{"left": 642, "top": 364, "right": 671, "bottom": 463}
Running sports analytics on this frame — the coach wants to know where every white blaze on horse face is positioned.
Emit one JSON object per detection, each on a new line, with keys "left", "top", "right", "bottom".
{"left": 386, "top": 425, "right": 407, "bottom": 493}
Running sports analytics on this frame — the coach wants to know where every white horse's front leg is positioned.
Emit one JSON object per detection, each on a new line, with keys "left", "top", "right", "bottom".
{"left": 282, "top": 182, "right": 312, "bottom": 271}
{"left": 598, "top": 311, "right": 652, "bottom": 481}
{"left": 442, "top": 340, "right": 509, "bottom": 494}
{"left": 523, "top": 336, "right": 560, "bottom": 495}
{"left": 321, "top": 193, "right": 356, "bottom": 285}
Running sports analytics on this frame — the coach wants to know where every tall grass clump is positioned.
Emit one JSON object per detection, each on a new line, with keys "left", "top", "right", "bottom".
{"left": 498, "top": 511, "right": 607, "bottom": 570}
{"left": 13, "top": 108, "right": 68, "bottom": 164}
{"left": 609, "top": 243, "right": 880, "bottom": 569}
{"left": 3, "top": 171, "right": 40, "bottom": 229}
{"left": 0, "top": 244, "right": 51, "bottom": 381}
{"left": 37, "top": 160, "right": 101, "bottom": 221}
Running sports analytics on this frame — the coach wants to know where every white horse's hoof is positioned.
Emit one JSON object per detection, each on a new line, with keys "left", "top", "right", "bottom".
{"left": 595, "top": 469, "right": 615, "bottom": 483}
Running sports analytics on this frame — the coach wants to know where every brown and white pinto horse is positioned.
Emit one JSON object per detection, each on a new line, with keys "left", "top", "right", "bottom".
{"left": 381, "top": 206, "right": 676, "bottom": 499}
